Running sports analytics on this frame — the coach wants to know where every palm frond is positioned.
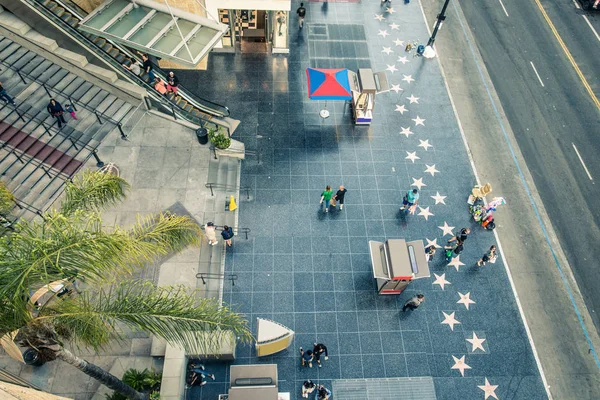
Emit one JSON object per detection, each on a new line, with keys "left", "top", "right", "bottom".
{"left": 38, "top": 280, "right": 253, "bottom": 354}
{"left": 0, "top": 212, "right": 201, "bottom": 307}
{"left": 61, "top": 170, "right": 129, "bottom": 215}
{"left": 0, "top": 181, "right": 14, "bottom": 215}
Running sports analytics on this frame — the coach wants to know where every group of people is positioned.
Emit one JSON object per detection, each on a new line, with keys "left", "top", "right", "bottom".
{"left": 302, "top": 380, "right": 331, "bottom": 399}
{"left": 204, "top": 222, "right": 234, "bottom": 247}
{"left": 299, "top": 344, "right": 330, "bottom": 398}
{"left": 122, "top": 54, "right": 180, "bottom": 96}
{"left": 47, "top": 99, "right": 77, "bottom": 129}
{"left": 320, "top": 185, "right": 347, "bottom": 212}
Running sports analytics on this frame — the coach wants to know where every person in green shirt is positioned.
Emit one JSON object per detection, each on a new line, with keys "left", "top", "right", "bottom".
{"left": 320, "top": 185, "right": 333, "bottom": 213}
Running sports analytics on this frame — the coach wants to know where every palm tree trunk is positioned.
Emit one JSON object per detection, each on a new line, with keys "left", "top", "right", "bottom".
{"left": 56, "top": 347, "right": 146, "bottom": 400}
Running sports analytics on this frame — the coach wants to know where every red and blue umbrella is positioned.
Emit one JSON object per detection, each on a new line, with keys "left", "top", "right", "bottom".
{"left": 306, "top": 68, "right": 352, "bottom": 100}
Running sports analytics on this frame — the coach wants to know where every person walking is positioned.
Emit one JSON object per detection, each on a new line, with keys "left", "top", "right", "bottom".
{"left": 317, "top": 384, "right": 332, "bottom": 400}
{"left": 400, "top": 189, "right": 419, "bottom": 213}
{"left": 302, "top": 380, "right": 316, "bottom": 398}
{"left": 313, "top": 343, "right": 328, "bottom": 367}
{"left": 444, "top": 242, "right": 464, "bottom": 262}
{"left": 299, "top": 347, "right": 314, "bottom": 368}
{"left": 221, "top": 225, "right": 234, "bottom": 247}
{"left": 166, "top": 71, "right": 180, "bottom": 94}
{"left": 297, "top": 2, "right": 306, "bottom": 28}
{"left": 204, "top": 222, "right": 218, "bottom": 246}
{"left": 190, "top": 363, "right": 216, "bottom": 381}
{"left": 320, "top": 185, "right": 333, "bottom": 213}
{"left": 47, "top": 99, "right": 67, "bottom": 128}
{"left": 0, "top": 82, "right": 16, "bottom": 105}
{"left": 141, "top": 53, "right": 155, "bottom": 82}
{"left": 425, "top": 245, "right": 436, "bottom": 262}
{"left": 333, "top": 185, "right": 347, "bottom": 211}
{"left": 402, "top": 294, "right": 424, "bottom": 312}
{"left": 448, "top": 228, "right": 470, "bottom": 244}
{"left": 477, "top": 245, "right": 498, "bottom": 266}
{"left": 65, "top": 104, "right": 77, "bottom": 120}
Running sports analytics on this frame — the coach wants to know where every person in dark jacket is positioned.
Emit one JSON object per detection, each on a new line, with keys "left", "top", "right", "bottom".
{"left": 166, "top": 71, "right": 180, "bottom": 94}
{"left": 0, "top": 82, "right": 16, "bottom": 105}
{"left": 141, "top": 54, "right": 155, "bottom": 82}
{"left": 333, "top": 185, "right": 347, "bottom": 211}
{"left": 47, "top": 99, "right": 66, "bottom": 128}
{"left": 221, "top": 225, "right": 234, "bottom": 247}
{"left": 313, "top": 343, "right": 328, "bottom": 367}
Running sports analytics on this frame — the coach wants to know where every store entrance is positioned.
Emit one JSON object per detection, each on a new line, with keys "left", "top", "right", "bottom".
{"left": 218, "top": 9, "right": 288, "bottom": 54}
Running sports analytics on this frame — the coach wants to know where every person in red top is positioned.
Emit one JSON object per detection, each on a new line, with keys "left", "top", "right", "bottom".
{"left": 154, "top": 77, "right": 168, "bottom": 95}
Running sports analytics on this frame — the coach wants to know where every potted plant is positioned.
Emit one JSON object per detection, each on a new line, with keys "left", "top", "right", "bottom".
{"left": 208, "top": 127, "right": 231, "bottom": 150}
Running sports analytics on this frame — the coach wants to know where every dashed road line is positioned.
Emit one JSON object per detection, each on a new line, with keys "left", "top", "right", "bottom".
{"left": 530, "top": 61, "right": 545, "bottom": 87}
{"left": 498, "top": 0, "right": 510, "bottom": 17}
{"left": 583, "top": 15, "right": 600, "bottom": 43}
{"left": 572, "top": 143, "right": 594, "bottom": 181}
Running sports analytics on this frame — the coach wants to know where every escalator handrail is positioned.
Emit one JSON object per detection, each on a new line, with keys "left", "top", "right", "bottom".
{"left": 46, "top": 0, "right": 231, "bottom": 118}
{"left": 24, "top": 0, "right": 226, "bottom": 131}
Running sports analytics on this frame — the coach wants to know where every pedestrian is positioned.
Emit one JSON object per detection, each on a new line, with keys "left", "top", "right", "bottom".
{"left": 0, "top": 82, "right": 16, "bottom": 105}
{"left": 65, "top": 104, "right": 77, "bottom": 120}
{"left": 444, "top": 242, "right": 463, "bottom": 262}
{"left": 190, "top": 363, "right": 216, "bottom": 381}
{"left": 154, "top": 77, "right": 168, "bottom": 95}
{"left": 333, "top": 185, "right": 347, "bottom": 211}
{"left": 297, "top": 2, "right": 306, "bottom": 28}
{"left": 425, "top": 245, "right": 436, "bottom": 262}
{"left": 122, "top": 58, "right": 142, "bottom": 76}
{"left": 204, "top": 222, "right": 218, "bottom": 246}
{"left": 313, "top": 343, "right": 328, "bottom": 367}
{"left": 302, "top": 380, "right": 316, "bottom": 398}
{"left": 400, "top": 189, "right": 419, "bottom": 213}
{"left": 299, "top": 347, "right": 313, "bottom": 368}
{"left": 221, "top": 225, "right": 234, "bottom": 247}
{"left": 448, "top": 228, "right": 470, "bottom": 244}
{"left": 166, "top": 71, "right": 180, "bottom": 94}
{"left": 47, "top": 99, "right": 67, "bottom": 128}
{"left": 594, "top": 0, "right": 599, "bottom": 9}
{"left": 141, "top": 53, "right": 155, "bottom": 82}
{"left": 320, "top": 185, "right": 333, "bottom": 213}
{"left": 402, "top": 294, "right": 424, "bottom": 312}
{"left": 317, "top": 384, "right": 331, "bottom": 400}
{"left": 477, "top": 245, "right": 498, "bottom": 266}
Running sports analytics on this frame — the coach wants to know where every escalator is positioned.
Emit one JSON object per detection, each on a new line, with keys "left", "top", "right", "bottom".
{"left": 21, "top": 0, "right": 239, "bottom": 135}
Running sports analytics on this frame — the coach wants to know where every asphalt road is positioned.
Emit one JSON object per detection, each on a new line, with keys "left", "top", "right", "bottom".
{"left": 455, "top": 0, "right": 600, "bottom": 329}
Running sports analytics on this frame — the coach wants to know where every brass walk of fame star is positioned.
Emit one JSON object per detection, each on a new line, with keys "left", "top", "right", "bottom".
{"left": 432, "top": 273, "right": 451, "bottom": 290}
{"left": 424, "top": 164, "right": 439, "bottom": 177}
{"left": 457, "top": 292, "right": 476, "bottom": 310}
{"left": 441, "top": 311, "right": 461, "bottom": 331}
{"left": 438, "top": 222, "right": 455, "bottom": 236}
{"left": 411, "top": 177, "right": 426, "bottom": 190}
{"left": 405, "top": 151, "right": 420, "bottom": 163}
{"left": 386, "top": 7, "right": 396, "bottom": 13}
{"left": 375, "top": 14, "right": 385, "bottom": 21}
{"left": 399, "top": 127, "right": 414, "bottom": 138}
{"left": 478, "top": 378, "right": 499, "bottom": 400}
{"left": 448, "top": 255, "right": 466, "bottom": 271}
{"left": 431, "top": 192, "right": 447, "bottom": 205}
{"left": 451, "top": 355, "right": 471, "bottom": 377}
{"left": 466, "top": 332, "right": 486, "bottom": 352}
{"left": 417, "top": 206, "right": 433, "bottom": 220}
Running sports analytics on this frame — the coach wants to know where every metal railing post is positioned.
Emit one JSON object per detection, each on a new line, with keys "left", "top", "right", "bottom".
{"left": 117, "top": 122, "right": 128, "bottom": 140}
{"left": 16, "top": 71, "right": 26, "bottom": 84}
{"left": 171, "top": 105, "right": 177, "bottom": 120}
{"left": 14, "top": 109, "right": 25, "bottom": 123}
{"left": 93, "top": 111, "right": 102, "bottom": 124}
{"left": 42, "top": 84, "right": 51, "bottom": 97}
{"left": 244, "top": 230, "right": 248, "bottom": 240}
{"left": 41, "top": 122, "right": 52, "bottom": 137}
{"left": 92, "top": 150, "right": 104, "bottom": 168}
{"left": 208, "top": 183, "right": 214, "bottom": 196}
{"left": 246, "top": 187, "right": 250, "bottom": 200}
{"left": 199, "top": 274, "right": 206, "bottom": 285}
{"left": 69, "top": 138, "right": 79, "bottom": 150}
{"left": 231, "top": 276, "right": 236, "bottom": 286}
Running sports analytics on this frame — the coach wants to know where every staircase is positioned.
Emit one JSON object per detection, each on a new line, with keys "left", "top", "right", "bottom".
{"left": 18, "top": 0, "right": 240, "bottom": 135}
{"left": 0, "top": 35, "right": 143, "bottom": 222}
{"left": 199, "top": 156, "right": 244, "bottom": 299}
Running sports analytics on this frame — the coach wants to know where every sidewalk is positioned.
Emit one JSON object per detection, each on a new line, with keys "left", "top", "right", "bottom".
{"left": 179, "top": 1, "right": 548, "bottom": 399}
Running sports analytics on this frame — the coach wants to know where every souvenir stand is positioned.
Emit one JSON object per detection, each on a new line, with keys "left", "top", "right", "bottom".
{"left": 349, "top": 68, "right": 390, "bottom": 125}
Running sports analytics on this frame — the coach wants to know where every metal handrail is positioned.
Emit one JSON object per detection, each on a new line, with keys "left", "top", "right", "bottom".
{"left": 204, "top": 182, "right": 250, "bottom": 199}
{"left": 202, "top": 223, "right": 250, "bottom": 239}
{"left": 33, "top": 0, "right": 231, "bottom": 119}
{"left": 196, "top": 272, "right": 238, "bottom": 286}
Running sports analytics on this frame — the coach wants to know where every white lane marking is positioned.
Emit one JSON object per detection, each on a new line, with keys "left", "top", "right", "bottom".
{"left": 583, "top": 15, "right": 600, "bottom": 43}
{"left": 572, "top": 0, "right": 581, "bottom": 9}
{"left": 498, "top": 0, "right": 510, "bottom": 17}
{"left": 572, "top": 143, "right": 594, "bottom": 180}
{"left": 530, "top": 61, "right": 545, "bottom": 87}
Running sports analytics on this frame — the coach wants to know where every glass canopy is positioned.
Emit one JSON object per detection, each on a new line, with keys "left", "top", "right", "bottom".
{"left": 78, "top": 0, "right": 228, "bottom": 66}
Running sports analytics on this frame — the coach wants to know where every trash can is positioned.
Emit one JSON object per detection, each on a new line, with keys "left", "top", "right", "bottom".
{"left": 196, "top": 128, "right": 209, "bottom": 145}
{"left": 23, "top": 348, "right": 45, "bottom": 366}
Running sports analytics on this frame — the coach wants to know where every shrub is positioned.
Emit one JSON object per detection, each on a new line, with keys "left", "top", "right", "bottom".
{"left": 208, "top": 127, "right": 231, "bottom": 149}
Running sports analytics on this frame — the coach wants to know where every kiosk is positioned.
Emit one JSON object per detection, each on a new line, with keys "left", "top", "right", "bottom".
{"left": 349, "top": 68, "right": 390, "bottom": 125}
{"left": 369, "top": 239, "right": 430, "bottom": 295}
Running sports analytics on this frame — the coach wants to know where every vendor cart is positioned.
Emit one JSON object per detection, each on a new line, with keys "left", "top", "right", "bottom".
{"left": 369, "top": 239, "right": 430, "bottom": 295}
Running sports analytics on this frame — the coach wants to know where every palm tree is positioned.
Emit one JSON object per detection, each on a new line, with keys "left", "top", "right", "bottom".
{"left": 0, "top": 170, "right": 252, "bottom": 400}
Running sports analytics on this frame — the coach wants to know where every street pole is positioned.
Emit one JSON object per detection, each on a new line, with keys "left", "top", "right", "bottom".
{"left": 427, "top": 0, "right": 451, "bottom": 47}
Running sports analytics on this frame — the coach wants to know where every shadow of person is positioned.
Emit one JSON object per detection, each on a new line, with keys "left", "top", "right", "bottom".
{"left": 322, "top": 2, "right": 328, "bottom": 14}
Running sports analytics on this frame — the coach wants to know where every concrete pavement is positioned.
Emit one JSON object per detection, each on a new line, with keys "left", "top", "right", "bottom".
{"left": 420, "top": 0, "right": 600, "bottom": 397}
